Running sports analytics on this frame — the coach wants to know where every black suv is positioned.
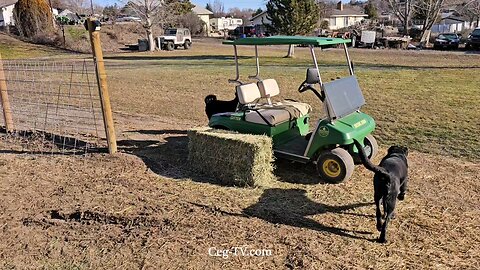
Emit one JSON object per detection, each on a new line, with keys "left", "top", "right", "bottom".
{"left": 466, "top": 28, "right": 480, "bottom": 50}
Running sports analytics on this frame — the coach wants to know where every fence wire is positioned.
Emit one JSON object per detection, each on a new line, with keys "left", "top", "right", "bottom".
{"left": 0, "top": 58, "right": 106, "bottom": 154}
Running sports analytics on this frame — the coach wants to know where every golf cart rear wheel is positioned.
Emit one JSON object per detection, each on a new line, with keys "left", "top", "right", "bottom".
{"left": 184, "top": 40, "right": 192, "bottom": 49}
{"left": 166, "top": 41, "right": 174, "bottom": 51}
{"left": 353, "top": 134, "right": 378, "bottom": 164}
{"left": 316, "top": 148, "right": 354, "bottom": 184}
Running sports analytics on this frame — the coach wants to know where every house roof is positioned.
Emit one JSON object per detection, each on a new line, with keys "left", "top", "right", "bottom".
{"left": 0, "top": 0, "right": 17, "bottom": 8}
{"left": 440, "top": 16, "right": 467, "bottom": 24}
{"left": 250, "top": 11, "right": 267, "bottom": 21}
{"left": 330, "top": 8, "right": 367, "bottom": 17}
{"left": 192, "top": 6, "right": 213, "bottom": 15}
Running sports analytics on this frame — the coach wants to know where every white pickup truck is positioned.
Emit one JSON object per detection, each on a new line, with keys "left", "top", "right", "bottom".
{"left": 157, "top": 28, "right": 192, "bottom": 51}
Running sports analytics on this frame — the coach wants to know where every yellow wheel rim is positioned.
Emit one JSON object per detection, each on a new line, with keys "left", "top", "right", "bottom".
{"left": 322, "top": 159, "right": 341, "bottom": 178}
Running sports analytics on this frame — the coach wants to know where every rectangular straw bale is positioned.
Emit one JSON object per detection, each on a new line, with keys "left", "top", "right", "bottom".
{"left": 188, "top": 127, "right": 274, "bottom": 187}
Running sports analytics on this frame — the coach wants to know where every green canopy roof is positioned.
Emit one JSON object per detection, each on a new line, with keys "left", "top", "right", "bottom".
{"left": 223, "top": 36, "right": 351, "bottom": 46}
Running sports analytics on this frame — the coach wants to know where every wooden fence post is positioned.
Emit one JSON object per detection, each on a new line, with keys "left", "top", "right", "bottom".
{"left": 87, "top": 18, "right": 117, "bottom": 154}
{"left": 0, "top": 53, "right": 14, "bottom": 132}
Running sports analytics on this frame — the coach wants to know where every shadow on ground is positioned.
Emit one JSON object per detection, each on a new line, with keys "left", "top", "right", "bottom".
{"left": 243, "top": 188, "right": 373, "bottom": 240}
{"left": 118, "top": 129, "right": 321, "bottom": 185}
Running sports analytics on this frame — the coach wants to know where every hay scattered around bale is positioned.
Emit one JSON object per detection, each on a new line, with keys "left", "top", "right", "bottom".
{"left": 188, "top": 127, "right": 274, "bottom": 187}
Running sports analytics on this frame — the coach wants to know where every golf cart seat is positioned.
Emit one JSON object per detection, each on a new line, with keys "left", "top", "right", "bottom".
{"left": 257, "top": 79, "right": 312, "bottom": 116}
{"left": 236, "top": 83, "right": 296, "bottom": 126}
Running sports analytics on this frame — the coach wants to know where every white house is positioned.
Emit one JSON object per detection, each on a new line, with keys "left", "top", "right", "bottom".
{"left": 431, "top": 16, "right": 474, "bottom": 33}
{"left": 210, "top": 17, "right": 243, "bottom": 32}
{"left": 0, "top": 0, "right": 16, "bottom": 27}
{"left": 324, "top": 2, "right": 368, "bottom": 30}
{"left": 250, "top": 11, "right": 271, "bottom": 36}
{"left": 192, "top": 5, "right": 213, "bottom": 36}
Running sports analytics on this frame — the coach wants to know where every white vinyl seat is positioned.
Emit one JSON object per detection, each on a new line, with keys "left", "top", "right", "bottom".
{"left": 257, "top": 79, "right": 312, "bottom": 117}
{"left": 236, "top": 82, "right": 292, "bottom": 126}
{"left": 236, "top": 83, "right": 262, "bottom": 105}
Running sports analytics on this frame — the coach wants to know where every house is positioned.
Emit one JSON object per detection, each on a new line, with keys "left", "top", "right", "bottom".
{"left": 250, "top": 11, "right": 271, "bottom": 36}
{"left": 58, "top": 9, "right": 81, "bottom": 25}
{"left": 192, "top": 5, "right": 213, "bottom": 36}
{"left": 0, "top": 0, "right": 17, "bottom": 27}
{"left": 210, "top": 17, "right": 243, "bottom": 32}
{"left": 324, "top": 2, "right": 368, "bottom": 30}
{"left": 431, "top": 16, "right": 474, "bottom": 33}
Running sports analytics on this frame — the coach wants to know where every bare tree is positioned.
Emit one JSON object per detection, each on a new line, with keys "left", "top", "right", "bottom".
{"left": 415, "top": 0, "right": 446, "bottom": 45}
{"left": 386, "top": 0, "right": 416, "bottom": 35}
{"left": 459, "top": 0, "right": 480, "bottom": 27}
{"left": 209, "top": 0, "right": 225, "bottom": 17}
{"left": 119, "top": 0, "right": 166, "bottom": 51}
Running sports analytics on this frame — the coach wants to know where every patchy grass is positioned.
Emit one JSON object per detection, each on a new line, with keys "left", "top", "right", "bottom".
{"left": 0, "top": 33, "right": 66, "bottom": 59}
{"left": 105, "top": 43, "right": 480, "bottom": 161}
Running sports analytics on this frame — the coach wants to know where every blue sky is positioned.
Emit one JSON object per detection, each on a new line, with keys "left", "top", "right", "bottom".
{"left": 95, "top": 0, "right": 265, "bottom": 10}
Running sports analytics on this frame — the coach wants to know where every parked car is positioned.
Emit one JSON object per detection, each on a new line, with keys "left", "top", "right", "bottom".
{"left": 157, "top": 28, "right": 192, "bottom": 51}
{"left": 227, "top": 26, "right": 256, "bottom": 40}
{"left": 466, "top": 27, "right": 480, "bottom": 50}
{"left": 433, "top": 33, "right": 460, "bottom": 50}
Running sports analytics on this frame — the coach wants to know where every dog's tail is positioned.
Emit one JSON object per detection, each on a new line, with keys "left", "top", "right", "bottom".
{"left": 205, "top": 95, "right": 217, "bottom": 104}
{"left": 353, "top": 139, "right": 389, "bottom": 176}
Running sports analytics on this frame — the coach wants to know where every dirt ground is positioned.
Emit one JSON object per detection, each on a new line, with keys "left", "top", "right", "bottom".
{"left": 1, "top": 36, "right": 479, "bottom": 269}
{"left": 0, "top": 112, "right": 479, "bottom": 270}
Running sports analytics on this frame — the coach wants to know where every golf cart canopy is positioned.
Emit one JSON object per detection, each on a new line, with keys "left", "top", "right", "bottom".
{"left": 223, "top": 36, "right": 351, "bottom": 46}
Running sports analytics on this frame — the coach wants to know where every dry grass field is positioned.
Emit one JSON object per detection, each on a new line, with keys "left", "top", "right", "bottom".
{"left": 0, "top": 36, "right": 479, "bottom": 269}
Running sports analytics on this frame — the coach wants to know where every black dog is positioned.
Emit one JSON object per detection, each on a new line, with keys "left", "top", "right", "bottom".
{"left": 354, "top": 139, "right": 409, "bottom": 243}
{"left": 204, "top": 93, "right": 239, "bottom": 119}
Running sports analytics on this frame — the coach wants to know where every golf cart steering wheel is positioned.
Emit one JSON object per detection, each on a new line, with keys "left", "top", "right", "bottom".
{"left": 298, "top": 80, "right": 325, "bottom": 102}
{"left": 298, "top": 80, "right": 316, "bottom": 93}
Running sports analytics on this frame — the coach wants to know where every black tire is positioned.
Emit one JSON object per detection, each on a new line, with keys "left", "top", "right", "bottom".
{"left": 352, "top": 134, "right": 379, "bottom": 164}
{"left": 316, "top": 148, "right": 354, "bottom": 184}
{"left": 166, "top": 41, "right": 174, "bottom": 51}
{"left": 465, "top": 43, "right": 471, "bottom": 50}
{"left": 184, "top": 40, "right": 192, "bottom": 50}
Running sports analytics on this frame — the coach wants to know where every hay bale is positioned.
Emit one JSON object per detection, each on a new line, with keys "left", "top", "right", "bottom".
{"left": 188, "top": 127, "right": 274, "bottom": 187}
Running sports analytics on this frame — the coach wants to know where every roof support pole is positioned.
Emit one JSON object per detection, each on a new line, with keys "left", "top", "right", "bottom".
{"left": 248, "top": 45, "right": 261, "bottom": 80}
{"left": 228, "top": 45, "right": 242, "bottom": 84}
{"left": 343, "top": 44, "right": 354, "bottom": 75}
{"left": 309, "top": 45, "right": 323, "bottom": 87}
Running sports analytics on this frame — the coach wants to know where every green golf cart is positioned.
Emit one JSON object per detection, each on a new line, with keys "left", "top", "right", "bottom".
{"left": 208, "top": 36, "right": 378, "bottom": 183}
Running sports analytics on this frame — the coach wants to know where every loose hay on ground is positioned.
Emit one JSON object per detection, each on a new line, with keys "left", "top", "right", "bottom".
{"left": 188, "top": 127, "right": 274, "bottom": 187}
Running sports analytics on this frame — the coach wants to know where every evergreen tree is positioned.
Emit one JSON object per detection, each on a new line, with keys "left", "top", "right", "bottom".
{"left": 266, "top": 0, "right": 319, "bottom": 57}
{"left": 13, "top": 0, "right": 55, "bottom": 39}
{"left": 253, "top": 8, "right": 263, "bottom": 17}
{"left": 205, "top": 3, "right": 213, "bottom": 12}
{"left": 364, "top": 2, "right": 378, "bottom": 20}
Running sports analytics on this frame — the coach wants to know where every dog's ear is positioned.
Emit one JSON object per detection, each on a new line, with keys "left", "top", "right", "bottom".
{"left": 402, "top": 146, "right": 409, "bottom": 156}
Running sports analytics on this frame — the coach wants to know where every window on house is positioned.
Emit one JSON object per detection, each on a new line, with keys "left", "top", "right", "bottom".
{"left": 344, "top": 17, "right": 349, "bottom": 26}
{"left": 331, "top": 18, "right": 336, "bottom": 26}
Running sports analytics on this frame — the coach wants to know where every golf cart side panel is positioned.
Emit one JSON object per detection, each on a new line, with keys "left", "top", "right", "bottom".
{"left": 306, "top": 112, "right": 375, "bottom": 158}
{"left": 208, "top": 114, "right": 310, "bottom": 145}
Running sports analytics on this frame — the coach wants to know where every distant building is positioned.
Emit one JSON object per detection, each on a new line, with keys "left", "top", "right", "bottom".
{"left": 0, "top": 0, "right": 17, "bottom": 27}
{"left": 324, "top": 2, "right": 368, "bottom": 30}
{"left": 210, "top": 17, "right": 243, "bottom": 32}
{"left": 431, "top": 16, "right": 474, "bottom": 33}
{"left": 192, "top": 6, "right": 213, "bottom": 36}
{"left": 250, "top": 11, "right": 271, "bottom": 36}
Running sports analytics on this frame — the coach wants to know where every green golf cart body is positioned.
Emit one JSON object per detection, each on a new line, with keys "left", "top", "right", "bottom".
{"left": 208, "top": 36, "right": 377, "bottom": 183}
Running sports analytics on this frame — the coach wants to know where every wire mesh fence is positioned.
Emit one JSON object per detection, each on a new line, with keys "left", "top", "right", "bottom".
{"left": 0, "top": 58, "right": 107, "bottom": 154}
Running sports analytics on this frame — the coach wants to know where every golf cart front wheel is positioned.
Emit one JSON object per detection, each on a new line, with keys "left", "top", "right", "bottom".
{"left": 316, "top": 148, "right": 354, "bottom": 184}
{"left": 353, "top": 134, "right": 378, "bottom": 164}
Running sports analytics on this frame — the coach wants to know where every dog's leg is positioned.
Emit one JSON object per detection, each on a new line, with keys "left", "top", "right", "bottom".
{"left": 374, "top": 192, "right": 383, "bottom": 232}
{"left": 398, "top": 177, "right": 408, "bottom": 201}
{"left": 378, "top": 196, "right": 397, "bottom": 243}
